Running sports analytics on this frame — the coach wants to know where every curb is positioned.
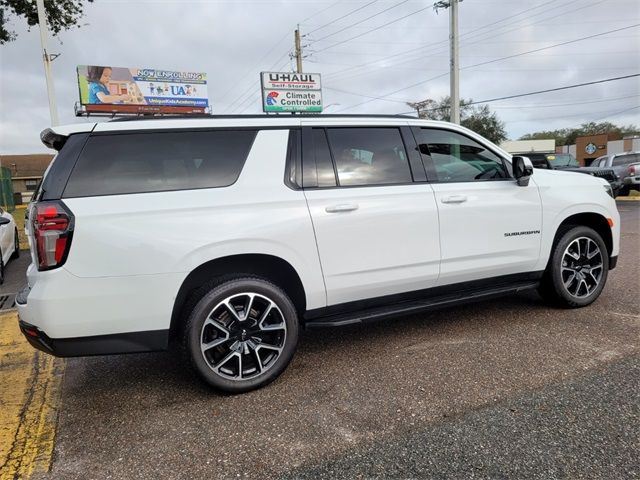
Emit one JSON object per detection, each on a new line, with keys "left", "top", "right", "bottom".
{"left": 615, "top": 197, "right": 640, "bottom": 201}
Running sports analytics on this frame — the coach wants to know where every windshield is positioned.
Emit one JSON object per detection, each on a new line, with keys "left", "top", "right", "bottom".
{"left": 546, "top": 153, "right": 579, "bottom": 167}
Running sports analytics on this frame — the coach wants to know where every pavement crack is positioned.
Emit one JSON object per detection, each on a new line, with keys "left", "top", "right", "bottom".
{"left": 0, "top": 350, "right": 40, "bottom": 476}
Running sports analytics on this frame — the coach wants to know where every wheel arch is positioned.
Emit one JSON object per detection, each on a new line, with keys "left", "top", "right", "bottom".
{"left": 553, "top": 212, "right": 613, "bottom": 258}
{"left": 169, "top": 253, "right": 307, "bottom": 340}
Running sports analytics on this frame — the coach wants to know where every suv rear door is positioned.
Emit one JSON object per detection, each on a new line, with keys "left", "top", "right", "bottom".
{"left": 413, "top": 127, "right": 542, "bottom": 285}
{"left": 301, "top": 124, "right": 440, "bottom": 306}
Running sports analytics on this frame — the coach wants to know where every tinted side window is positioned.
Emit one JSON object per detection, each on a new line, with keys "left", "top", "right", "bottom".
{"left": 416, "top": 129, "right": 508, "bottom": 182}
{"left": 312, "top": 128, "right": 337, "bottom": 187}
{"left": 326, "top": 128, "right": 412, "bottom": 186}
{"left": 64, "top": 130, "right": 257, "bottom": 197}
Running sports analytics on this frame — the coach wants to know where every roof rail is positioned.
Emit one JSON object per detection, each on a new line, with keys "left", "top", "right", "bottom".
{"left": 108, "top": 113, "right": 417, "bottom": 122}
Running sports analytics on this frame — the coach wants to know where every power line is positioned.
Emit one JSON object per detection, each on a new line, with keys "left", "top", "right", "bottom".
{"left": 458, "top": 0, "right": 557, "bottom": 38}
{"left": 489, "top": 94, "right": 640, "bottom": 109}
{"left": 331, "top": 23, "right": 640, "bottom": 111}
{"left": 307, "top": 0, "right": 380, "bottom": 35}
{"left": 463, "top": 74, "right": 640, "bottom": 105}
{"left": 461, "top": 23, "right": 640, "bottom": 71}
{"left": 219, "top": 31, "right": 290, "bottom": 108}
{"left": 319, "top": 0, "right": 568, "bottom": 81}
{"left": 333, "top": 72, "right": 450, "bottom": 112}
{"left": 321, "top": 0, "right": 600, "bottom": 84}
{"left": 299, "top": 0, "right": 342, "bottom": 25}
{"left": 237, "top": 58, "right": 291, "bottom": 113}
{"left": 393, "top": 74, "right": 640, "bottom": 115}
{"left": 311, "top": 0, "right": 410, "bottom": 42}
{"left": 313, "top": 4, "right": 433, "bottom": 54}
{"left": 591, "top": 105, "right": 640, "bottom": 122}
{"left": 224, "top": 50, "right": 290, "bottom": 112}
{"left": 458, "top": 0, "right": 586, "bottom": 45}
{"left": 324, "top": 86, "right": 409, "bottom": 103}
{"left": 505, "top": 105, "right": 640, "bottom": 124}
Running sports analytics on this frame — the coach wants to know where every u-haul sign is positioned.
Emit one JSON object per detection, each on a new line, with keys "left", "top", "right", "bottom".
{"left": 261, "top": 72, "right": 322, "bottom": 113}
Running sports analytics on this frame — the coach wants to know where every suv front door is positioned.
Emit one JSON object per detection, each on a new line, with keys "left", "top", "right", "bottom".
{"left": 302, "top": 125, "right": 441, "bottom": 306}
{"left": 414, "top": 127, "right": 542, "bottom": 285}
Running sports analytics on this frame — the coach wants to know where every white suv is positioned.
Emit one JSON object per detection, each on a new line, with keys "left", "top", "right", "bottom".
{"left": 18, "top": 115, "right": 620, "bottom": 393}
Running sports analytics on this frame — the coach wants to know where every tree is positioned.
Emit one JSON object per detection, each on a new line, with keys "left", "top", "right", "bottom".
{"left": 407, "top": 96, "right": 507, "bottom": 144}
{"left": 1, "top": 0, "right": 94, "bottom": 44}
{"left": 519, "top": 122, "right": 639, "bottom": 146}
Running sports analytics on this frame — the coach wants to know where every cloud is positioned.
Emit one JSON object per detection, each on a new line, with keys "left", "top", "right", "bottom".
{"left": 1, "top": 0, "right": 638, "bottom": 153}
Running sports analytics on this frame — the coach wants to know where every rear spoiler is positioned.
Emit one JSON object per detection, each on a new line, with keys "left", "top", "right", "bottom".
{"left": 40, "top": 128, "right": 68, "bottom": 151}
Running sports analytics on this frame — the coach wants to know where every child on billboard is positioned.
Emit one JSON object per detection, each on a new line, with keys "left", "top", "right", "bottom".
{"left": 86, "top": 66, "right": 133, "bottom": 104}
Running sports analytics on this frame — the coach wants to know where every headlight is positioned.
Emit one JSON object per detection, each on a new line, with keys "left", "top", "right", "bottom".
{"left": 604, "top": 184, "right": 614, "bottom": 198}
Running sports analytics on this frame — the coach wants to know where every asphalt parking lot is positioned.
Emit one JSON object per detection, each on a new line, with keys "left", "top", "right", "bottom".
{"left": 1, "top": 201, "right": 638, "bottom": 479}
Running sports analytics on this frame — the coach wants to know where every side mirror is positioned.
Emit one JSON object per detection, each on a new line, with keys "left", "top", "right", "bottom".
{"left": 0, "top": 217, "right": 10, "bottom": 226}
{"left": 512, "top": 156, "right": 534, "bottom": 186}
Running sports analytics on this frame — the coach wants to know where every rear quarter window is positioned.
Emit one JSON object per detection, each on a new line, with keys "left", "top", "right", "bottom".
{"left": 63, "top": 129, "right": 257, "bottom": 197}
{"left": 613, "top": 154, "right": 640, "bottom": 166}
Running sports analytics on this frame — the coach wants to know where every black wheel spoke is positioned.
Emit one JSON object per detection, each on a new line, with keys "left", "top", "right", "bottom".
{"left": 561, "top": 237, "right": 603, "bottom": 299}
{"left": 200, "top": 292, "right": 287, "bottom": 381}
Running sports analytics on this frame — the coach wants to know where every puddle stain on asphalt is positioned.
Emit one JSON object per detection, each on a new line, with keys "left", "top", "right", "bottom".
{"left": 0, "top": 311, "right": 64, "bottom": 480}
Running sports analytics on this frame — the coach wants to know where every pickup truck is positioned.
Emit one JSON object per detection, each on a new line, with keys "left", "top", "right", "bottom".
{"left": 514, "top": 152, "right": 622, "bottom": 197}
{"left": 593, "top": 152, "right": 640, "bottom": 196}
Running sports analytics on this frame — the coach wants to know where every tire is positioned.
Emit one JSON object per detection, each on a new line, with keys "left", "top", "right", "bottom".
{"left": 0, "top": 249, "right": 4, "bottom": 285}
{"left": 181, "top": 276, "right": 299, "bottom": 393}
{"left": 618, "top": 186, "right": 629, "bottom": 197}
{"left": 539, "top": 226, "right": 609, "bottom": 308}
{"left": 11, "top": 229, "right": 19, "bottom": 259}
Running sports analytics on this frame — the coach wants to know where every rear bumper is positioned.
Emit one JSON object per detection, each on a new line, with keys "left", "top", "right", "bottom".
{"left": 17, "top": 264, "right": 180, "bottom": 339}
{"left": 16, "top": 282, "right": 169, "bottom": 357}
{"left": 18, "top": 318, "right": 168, "bottom": 357}
{"left": 622, "top": 176, "right": 640, "bottom": 186}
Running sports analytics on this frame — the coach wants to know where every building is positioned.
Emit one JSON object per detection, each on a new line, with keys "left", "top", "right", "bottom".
{"left": 560, "top": 135, "right": 640, "bottom": 166}
{"left": 0, "top": 154, "right": 54, "bottom": 204}
{"left": 500, "top": 139, "right": 555, "bottom": 154}
{"left": 503, "top": 135, "right": 640, "bottom": 167}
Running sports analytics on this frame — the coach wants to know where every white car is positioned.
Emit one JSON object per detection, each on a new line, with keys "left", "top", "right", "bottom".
{"left": 18, "top": 115, "right": 620, "bottom": 393}
{"left": 0, "top": 207, "right": 20, "bottom": 284}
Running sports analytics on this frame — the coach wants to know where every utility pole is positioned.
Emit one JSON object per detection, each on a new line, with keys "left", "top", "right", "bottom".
{"left": 449, "top": 0, "right": 460, "bottom": 124}
{"left": 294, "top": 25, "right": 303, "bottom": 73}
{"left": 36, "top": 0, "right": 59, "bottom": 126}
{"left": 434, "top": 0, "right": 460, "bottom": 124}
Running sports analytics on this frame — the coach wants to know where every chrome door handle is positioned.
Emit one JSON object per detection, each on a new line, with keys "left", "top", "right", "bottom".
{"left": 441, "top": 195, "right": 468, "bottom": 204}
{"left": 325, "top": 204, "right": 359, "bottom": 213}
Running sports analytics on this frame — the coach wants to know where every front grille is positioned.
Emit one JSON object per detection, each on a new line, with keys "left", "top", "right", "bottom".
{"left": 591, "top": 169, "right": 616, "bottom": 182}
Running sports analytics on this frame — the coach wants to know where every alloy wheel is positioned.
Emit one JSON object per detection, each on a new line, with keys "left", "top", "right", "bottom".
{"left": 561, "top": 236, "right": 603, "bottom": 298}
{"left": 200, "top": 293, "right": 287, "bottom": 381}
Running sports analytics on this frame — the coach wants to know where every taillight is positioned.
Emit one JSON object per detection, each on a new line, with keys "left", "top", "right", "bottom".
{"left": 629, "top": 165, "right": 637, "bottom": 176}
{"left": 32, "top": 201, "right": 74, "bottom": 271}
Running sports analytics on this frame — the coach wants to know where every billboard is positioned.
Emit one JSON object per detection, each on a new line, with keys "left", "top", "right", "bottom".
{"left": 261, "top": 72, "right": 322, "bottom": 113}
{"left": 77, "top": 65, "right": 209, "bottom": 114}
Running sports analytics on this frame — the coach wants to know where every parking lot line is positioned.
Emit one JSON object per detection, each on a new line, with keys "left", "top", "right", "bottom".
{"left": 0, "top": 311, "right": 64, "bottom": 480}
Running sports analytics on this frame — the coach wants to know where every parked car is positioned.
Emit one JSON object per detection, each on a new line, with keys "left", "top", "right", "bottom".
{"left": 593, "top": 151, "right": 640, "bottom": 196}
{"left": 514, "top": 152, "right": 622, "bottom": 196}
{"left": 18, "top": 115, "right": 620, "bottom": 393}
{"left": 0, "top": 207, "right": 20, "bottom": 284}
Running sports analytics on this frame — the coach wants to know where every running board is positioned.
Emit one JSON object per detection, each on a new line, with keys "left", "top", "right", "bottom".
{"left": 304, "top": 281, "right": 539, "bottom": 328}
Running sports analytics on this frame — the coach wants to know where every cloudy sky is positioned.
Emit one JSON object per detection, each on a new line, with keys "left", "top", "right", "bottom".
{"left": 0, "top": 0, "right": 638, "bottom": 153}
